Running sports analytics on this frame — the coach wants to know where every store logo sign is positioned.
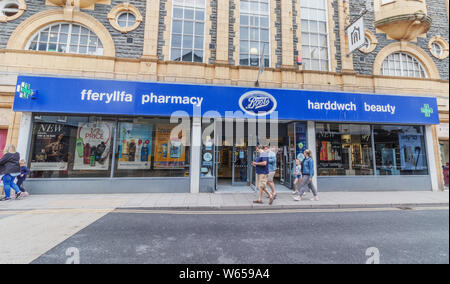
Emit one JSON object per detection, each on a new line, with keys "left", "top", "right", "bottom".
{"left": 421, "top": 104, "right": 433, "bottom": 118}
{"left": 239, "top": 91, "right": 277, "bottom": 116}
{"left": 17, "top": 82, "right": 34, "bottom": 100}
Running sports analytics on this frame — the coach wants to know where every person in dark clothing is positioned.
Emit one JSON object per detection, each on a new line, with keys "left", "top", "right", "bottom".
{"left": 16, "top": 159, "right": 30, "bottom": 194}
{"left": 0, "top": 145, "right": 22, "bottom": 201}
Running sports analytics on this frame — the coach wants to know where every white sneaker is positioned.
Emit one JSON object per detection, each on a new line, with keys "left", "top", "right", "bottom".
{"left": 292, "top": 191, "right": 298, "bottom": 195}
{"left": 310, "top": 196, "right": 319, "bottom": 201}
{"left": 293, "top": 196, "right": 301, "bottom": 201}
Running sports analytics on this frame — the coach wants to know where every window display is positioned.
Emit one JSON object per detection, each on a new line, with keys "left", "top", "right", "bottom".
{"left": 316, "top": 123, "right": 373, "bottom": 176}
{"left": 29, "top": 115, "right": 191, "bottom": 179}
{"left": 29, "top": 115, "right": 114, "bottom": 178}
{"left": 73, "top": 121, "right": 114, "bottom": 171}
{"left": 113, "top": 118, "right": 190, "bottom": 178}
{"left": 374, "top": 125, "right": 428, "bottom": 175}
{"left": 30, "top": 122, "right": 70, "bottom": 172}
{"left": 117, "top": 122, "right": 153, "bottom": 170}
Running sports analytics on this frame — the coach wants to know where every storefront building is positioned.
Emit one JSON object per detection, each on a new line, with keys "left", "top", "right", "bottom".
{"left": 1, "top": 0, "right": 449, "bottom": 193}
{"left": 12, "top": 74, "right": 440, "bottom": 193}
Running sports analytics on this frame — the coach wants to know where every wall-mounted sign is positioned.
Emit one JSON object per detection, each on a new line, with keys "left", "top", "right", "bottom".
{"left": 14, "top": 75, "right": 440, "bottom": 125}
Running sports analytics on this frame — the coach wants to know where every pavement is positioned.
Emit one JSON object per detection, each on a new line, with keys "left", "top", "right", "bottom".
{"left": 0, "top": 190, "right": 448, "bottom": 211}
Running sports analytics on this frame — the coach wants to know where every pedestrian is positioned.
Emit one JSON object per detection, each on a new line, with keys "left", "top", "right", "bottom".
{"left": 16, "top": 159, "right": 30, "bottom": 196}
{"left": 266, "top": 145, "right": 277, "bottom": 200}
{"left": 292, "top": 159, "right": 302, "bottom": 195}
{"left": 0, "top": 145, "right": 22, "bottom": 201}
{"left": 294, "top": 149, "right": 319, "bottom": 201}
{"left": 252, "top": 145, "right": 274, "bottom": 205}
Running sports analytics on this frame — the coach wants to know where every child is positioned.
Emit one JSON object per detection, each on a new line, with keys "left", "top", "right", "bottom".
{"left": 292, "top": 159, "right": 302, "bottom": 195}
{"left": 16, "top": 159, "right": 30, "bottom": 196}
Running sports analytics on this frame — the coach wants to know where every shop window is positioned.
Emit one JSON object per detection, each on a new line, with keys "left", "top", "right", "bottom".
{"left": 239, "top": 0, "right": 270, "bottom": 67}
{"left": 316, "top": 123, "right": 374, "bottom": 176}
{"left": 170, "top": 0, "right": 206, "bottom": 63}
{"left": 113, "top": 118, "right": 191, "bottom": 178}
{"left": 300, "top": 0, "right": 330, "bottom": 71}
{"left": 373, "top": 125, "right": 428, "bottom": 175}
{"left": 28, "top": 115, "right": 191, "bottom": 179}
{"left": 26, "top": 23, "right": 104, "bottom": 56}
{"left": 29, "top": 115, "right": 116, "bottom": 178}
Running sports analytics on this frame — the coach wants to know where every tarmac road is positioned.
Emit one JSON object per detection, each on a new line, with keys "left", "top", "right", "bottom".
{"left": 31, "top": 207, "right": 449, "bottom": 264}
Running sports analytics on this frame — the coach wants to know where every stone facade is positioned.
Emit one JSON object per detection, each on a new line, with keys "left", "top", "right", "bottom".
{"left": 351, "top": 0, "right": 449, "bottom": 80}
{"left": 0, "top": 0, "right": 448, "bottom": 189}
{"left": 0, "top": 0, "right": 145, "bottom": 59}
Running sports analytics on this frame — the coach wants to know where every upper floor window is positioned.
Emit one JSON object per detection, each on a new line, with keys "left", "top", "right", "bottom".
{"left": 26, "top": 23, "right": 104, "bottom": 56}
{"left": 0, "top": 0, "right": 19, "bottom": 17}
{"left": 300, "top": 0, "right": 330, "bottom": 71}
{"left": 381, "top": 52, "right": 427, "bottom": 78}
{"left": 239, "top": 0, "right": 270, "bottom": 67}
{"left": 170, "top": 0, "right": 206, "bottom": 63}
{"left": 117, "top": 12, "right": 137, "bottom": 28}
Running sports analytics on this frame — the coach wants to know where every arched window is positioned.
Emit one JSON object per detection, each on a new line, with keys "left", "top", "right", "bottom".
{"left": 26, "top": 23, "right": 104, "bottom": 56}
{"left": 381, "top": 52, "right": 427, "bottom": 78}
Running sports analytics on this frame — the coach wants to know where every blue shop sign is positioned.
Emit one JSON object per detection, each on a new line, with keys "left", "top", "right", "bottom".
{"left": 13, "top": 75, "right": 440, "bottom": 125}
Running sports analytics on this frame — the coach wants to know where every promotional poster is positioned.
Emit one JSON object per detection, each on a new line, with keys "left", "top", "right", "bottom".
{"left": 30, "top": 122, "right": 70, "bottom": 171}
{"left": 118, "top": 123, "right": 153, "bottom": 170}
{"left": 399, "top": 133, "right": 426, "bottom": 171}
{"left": 73, "top": 122, "right": 113, "bottom": 171}
{"left": 154, "top": 125, "right": 186, "bottom": 169}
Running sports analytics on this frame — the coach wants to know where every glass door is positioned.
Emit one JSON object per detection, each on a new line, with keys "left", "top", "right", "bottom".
{"left": 232, "top": 146, "right": 248, "bottom": 186}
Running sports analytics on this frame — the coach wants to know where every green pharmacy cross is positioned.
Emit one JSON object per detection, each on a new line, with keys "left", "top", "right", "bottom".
{"left": 421, "top": 104, "right": 434, "bottom": 118}
{"left": 18, "top": 82, "right": 34, "bottom": 99}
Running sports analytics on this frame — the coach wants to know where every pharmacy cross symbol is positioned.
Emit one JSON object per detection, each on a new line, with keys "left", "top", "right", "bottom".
{"left": 17, "top": 82, "right": 34, "bottom": 99}
{"left": 421, "top": 104, "right": 434, "bottom": 117}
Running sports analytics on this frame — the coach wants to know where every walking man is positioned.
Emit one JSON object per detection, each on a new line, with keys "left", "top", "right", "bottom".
{"left": 253, "top": 146, "right": 274, "bottom": 205}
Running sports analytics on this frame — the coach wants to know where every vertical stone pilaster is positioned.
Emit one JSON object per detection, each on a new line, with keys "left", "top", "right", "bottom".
{"left": 143, "top": 0, "right": 161, "bottom": 59}
{"left": 280, "top": 0, "right": 294, "bottom": 68}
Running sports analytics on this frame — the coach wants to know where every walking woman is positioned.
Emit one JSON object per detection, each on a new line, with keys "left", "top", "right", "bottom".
{"left": 293, "top": 149, "right": 319, "bottom": 201}
{"left": 0, "top": 145, "right": 22, "bottom": 201}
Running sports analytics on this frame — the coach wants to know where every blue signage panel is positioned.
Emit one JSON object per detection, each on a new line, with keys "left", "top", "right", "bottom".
{"left": 14, "top": 75, "right": 440, "bottom": 125}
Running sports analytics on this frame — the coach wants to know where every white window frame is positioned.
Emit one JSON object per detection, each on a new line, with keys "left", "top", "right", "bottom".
{"left": 238, "top": 0, "right": 271, "bottom": 68}
{"left": 116, "top": 11, "right": 137, "bottom": 28}
{"left": 0, "top": 0, "right": 19, "bottom": 17}
{"left": 381, "top": 52, "right": 428, "bottom": 78}
{"left": 25, "top": 22, "right": 104, "bottom": 56}
{"left": 169, "top": 0, "right": 207, "bottom": 63}
{"left": 300, "top": 0, "right": 331, "bottom": 72}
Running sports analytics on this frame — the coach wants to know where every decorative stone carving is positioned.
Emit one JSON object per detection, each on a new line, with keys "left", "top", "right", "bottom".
{"left": 45, "top": 0, "right": 110, "bottom": 10}
{"left": 374, "top": 0, "right": 431, "bottom": 42}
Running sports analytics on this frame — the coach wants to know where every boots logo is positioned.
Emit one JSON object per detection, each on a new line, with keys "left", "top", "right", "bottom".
{"left": 239, "top": 91, "right": 277, "bottom": 116}
{"left": 17, "top": 82, "right": 34, "bottom": 100}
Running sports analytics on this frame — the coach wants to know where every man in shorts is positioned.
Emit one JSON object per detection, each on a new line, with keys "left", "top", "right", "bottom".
{"left": 252, "top": 146, "right": 274, "bottom": 205}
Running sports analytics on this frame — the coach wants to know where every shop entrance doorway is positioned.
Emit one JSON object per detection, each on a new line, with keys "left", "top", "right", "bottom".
{"left": 213, "top": 120, "right": 304, "bottom": 192}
